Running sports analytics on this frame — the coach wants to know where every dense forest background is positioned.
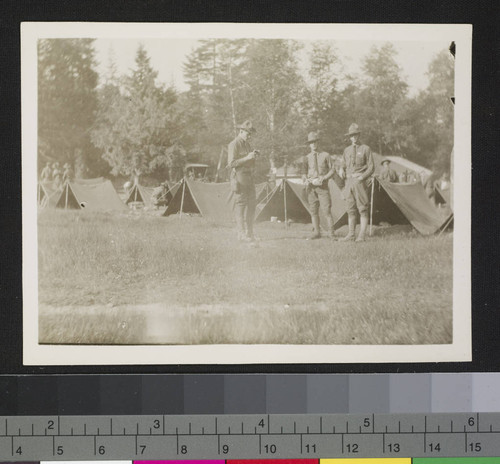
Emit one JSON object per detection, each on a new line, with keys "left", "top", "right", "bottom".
{"left": 37, "top": 38, "right": 455, "bottom": 184}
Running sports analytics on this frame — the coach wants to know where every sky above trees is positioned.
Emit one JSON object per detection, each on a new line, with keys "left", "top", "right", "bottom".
{"left": 93, "top": 38, "right": 450, "bottom": 96}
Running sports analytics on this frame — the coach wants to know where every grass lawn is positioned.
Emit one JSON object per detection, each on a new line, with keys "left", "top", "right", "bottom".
{"left": 37, "top": 209, "right": 453, "bottom": 345}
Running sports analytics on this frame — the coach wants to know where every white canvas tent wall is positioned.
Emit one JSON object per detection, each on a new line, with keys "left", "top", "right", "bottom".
{"left": 55, "top": 178, "right": 127, "bottom": 212}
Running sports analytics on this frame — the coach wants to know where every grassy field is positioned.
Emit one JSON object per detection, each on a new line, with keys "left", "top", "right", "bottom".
{"left": 38, "top": 209, "right": 453, "bottom": 345}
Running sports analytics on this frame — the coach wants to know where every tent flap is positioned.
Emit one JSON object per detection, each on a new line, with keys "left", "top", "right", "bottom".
{"left": 377, "top": 179, "right": 452, "bottom": 235}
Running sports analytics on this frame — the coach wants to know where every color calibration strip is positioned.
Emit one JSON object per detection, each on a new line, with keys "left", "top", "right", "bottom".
{"left": 2, "top": 413, "right": 500, "bottom": 460}
{"left": 26, "top": 458, "right": 500, "bottom": 463}
{"left": 2, "top": 373, "right": 500, "bottom": 415}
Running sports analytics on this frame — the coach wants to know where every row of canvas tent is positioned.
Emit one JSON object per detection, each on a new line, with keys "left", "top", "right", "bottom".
{"left": 38, "top": 176, "right": 452, "bottom": 236}
{"left": 163, "top": 178, "right": 453, "bottom": 236}
{"left": 37, "top": 178, "right": 179, "bottom": 212}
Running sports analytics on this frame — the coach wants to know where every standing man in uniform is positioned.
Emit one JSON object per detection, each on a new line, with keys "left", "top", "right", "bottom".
{"left": 299, "top": 131, "right": 336, "bottom": 239}
{"left": 228, "top": 120, "right": 259, "bottom": 243}
{"left": 52, "top": 161, "right": 62, "bottom": 190}
{"left": 40, "top": 162, "right": 52, "bottom": 182}
{"left": 62, "top": 163, "right": 73, "bottom": 183}
{"left": 339, "top": 123, "right": 374, "bottom": 242}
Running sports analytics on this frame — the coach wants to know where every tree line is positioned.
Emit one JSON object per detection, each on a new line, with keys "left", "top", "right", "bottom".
{"left": 37, "top": 38, "right": 455, "bottom": 184}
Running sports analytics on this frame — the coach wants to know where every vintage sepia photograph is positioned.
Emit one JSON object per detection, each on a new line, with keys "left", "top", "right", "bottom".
{"left": 22, "top": 23, "right": 471, "bottom": 365}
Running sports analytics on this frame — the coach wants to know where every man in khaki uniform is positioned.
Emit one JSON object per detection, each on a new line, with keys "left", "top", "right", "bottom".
{"left": 299, "top": 131, "right": 336, "bottom": 239}
{"left": 62, "top": 163, "right": 73, "bottom": 183}
{"left": 339, "top": 123, "right": 374, "bottom": 242}
{"left": 40, "top": 162, "right": 52, "bottom": 182}
{"left": 228, "top": 120, "right": 259, "bottom": 242}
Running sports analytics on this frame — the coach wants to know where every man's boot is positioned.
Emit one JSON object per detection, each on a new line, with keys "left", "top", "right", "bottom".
{"left": 356, "top": 212, "right": 368, "bottom": 242}
{"left": 327, "top": 215, "right": 336, "bottom": 239}
{"left": 246, "top": 200, "right": 257, "bottom": 241}
{"left": 340, "top": 213, "right": 356, "bottom": 241}
{"left": 309, "top": 214, "right": 321, "bottom": 239}
{"left": 235, "top": 204, "right": 247, "bottom": 241}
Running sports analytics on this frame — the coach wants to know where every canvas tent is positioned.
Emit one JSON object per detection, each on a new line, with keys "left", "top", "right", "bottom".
{"left": 261, "top": 177, "right": 451, "bottom": 235}
{"left": 55, "top": 178, "right": 127, "bottom": 212}
{"left": 254, "top": 178, "right": 346, "bottom": 227}
{"left": 254, "top": 179, "right": 312, "bottom": 223}
{"left": 125, "top": 182, "right": 179, "bottom": 208}
{"left": 435, "top": 185, "right": 451, "bottom": 207}
{"left": 125, "top": 183, "right": 156, "bottom": 208}
{"left": 328, "top": 177, "right": 451, "bottom": 235}
{"left": 163, "top": 179, "right": 234, "bottom": 223}
{"left": 37, "top": 181, "right": 61, "bottom": 208}
{"left": 369, "top": 178, "right": 452, "bottom": 235}
{"left": 323, "top": 177, "right": 348, "bottom": 227}
{"left": 255, "top": 181, "right": 274, "bottom": 205}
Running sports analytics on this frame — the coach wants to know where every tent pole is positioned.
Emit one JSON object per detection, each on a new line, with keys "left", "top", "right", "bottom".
{"left": 283, "top": 181, "right": 288, "bottom": 229}
{"left": 158, "top": 179, "right": 181, "bottom": 202}
{"left": 437, "top": 214, "right": 453, "bottom": 238}
{"left": 179, "top": 178, "right": 186, "bottom": 218}
{"left": 369, "top": 177, "right": 375, "bottom": 236}
{"left": 65, "top": 183, "right": 69, "bottom": 209}
{"left": 134, "top": 185, "right": 138, "bottom": 202}
{"left": 283, "top": 157, "right": 288, "bottom": 229}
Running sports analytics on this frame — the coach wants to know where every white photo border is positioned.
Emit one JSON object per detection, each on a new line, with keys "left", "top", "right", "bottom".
{"left": 22, "top": 22, "right": 472, "bottom": 365}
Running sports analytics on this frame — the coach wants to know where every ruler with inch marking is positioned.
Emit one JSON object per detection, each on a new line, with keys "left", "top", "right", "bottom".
{"left": 1, "top": 413, "right": 500, "bottom": 461}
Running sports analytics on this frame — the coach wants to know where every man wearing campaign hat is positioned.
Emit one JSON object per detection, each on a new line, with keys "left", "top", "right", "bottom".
{"left": 40, "top": 162, "right": 52, "bottom": 182}
{"left": 379, "top": 158, "right": 398, "bottom": 183}
{"left": 228, "top": 120, "right": 260, "bottom": 243}
{"left": 339, "top": 123, "right": 374, "bottom": 242}
{"left": 299, "top": 131, "right": 336, "bottom": 239}
{"left": 62, "top": 162, "right": 73, "bottom": 183}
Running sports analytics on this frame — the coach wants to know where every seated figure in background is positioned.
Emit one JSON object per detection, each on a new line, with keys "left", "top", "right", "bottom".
{"left": 379, "top": 159, "right": 398, "bottom": 182}
{"left": 152, "top": 181, "right": 170, "bottom": 208}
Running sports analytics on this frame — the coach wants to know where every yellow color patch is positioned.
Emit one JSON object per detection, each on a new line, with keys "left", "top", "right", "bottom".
{"left": 321, "top": 459, "right": 411, "bottom": 464}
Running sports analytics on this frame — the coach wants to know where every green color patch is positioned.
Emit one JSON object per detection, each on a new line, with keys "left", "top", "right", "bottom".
{"left": 414, "top": 458, "right": 500, "bottom": 464}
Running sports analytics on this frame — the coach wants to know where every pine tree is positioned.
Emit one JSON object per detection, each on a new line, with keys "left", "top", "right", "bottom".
{"left": 91, "top": 45, "right": 181, "bottom": 183}
{"left": 356, "top": 43, "right": 409, "bottom": 156}
{"left": 38, "top": 39, "right": 101, "bottom": 177}
{"left": 406, "top": 49, "right": 455, "bottom": 173}
{"left": 242, "top": 39, "right": 305, "bottom": 170}
{"left": 301, "top": 41, "right": 346, "bottom": 154}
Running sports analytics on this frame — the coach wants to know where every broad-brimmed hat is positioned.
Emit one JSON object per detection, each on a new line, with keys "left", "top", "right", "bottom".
{"left": 306, "top": 131, "right": 320, "bottom": 144}
{"left": 345, "top": 123, "right": 361, "bottom": 137}
{"left": 238, "top": 120, "right": 256, "bottom": 134}
{"left": 381, "top": 158, "right": 391, "bottom": 165}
